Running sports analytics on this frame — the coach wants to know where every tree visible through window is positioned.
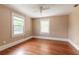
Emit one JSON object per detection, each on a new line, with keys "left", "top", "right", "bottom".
{"left": 12, "top": 14, "right": 24, "bottom": 36}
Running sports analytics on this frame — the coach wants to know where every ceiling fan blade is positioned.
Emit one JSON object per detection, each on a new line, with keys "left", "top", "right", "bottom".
{"left": 74, "top": 4, "right": 78, "bottom": 7}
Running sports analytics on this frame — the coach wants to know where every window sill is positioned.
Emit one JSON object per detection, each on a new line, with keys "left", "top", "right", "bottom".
{"left": 12, "top": 33, "right": 25, "bottom": 38}
{"left": 40, "top": 32, "right": 50, "bottom": 34}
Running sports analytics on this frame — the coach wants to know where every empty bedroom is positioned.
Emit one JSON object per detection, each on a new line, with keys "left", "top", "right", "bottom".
{"left": 0, "top": 4, "right": 79, "bottom": 55}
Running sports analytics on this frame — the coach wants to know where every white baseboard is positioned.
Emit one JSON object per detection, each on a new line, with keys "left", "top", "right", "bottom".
{"left": 32, "top": 36, "right": 68, "bottom": 42}
{"left": 68, "top": 40, "right": 79, "bottom": 51}
{"left": 0, "top": 36, "right": 32, "bottom": 51}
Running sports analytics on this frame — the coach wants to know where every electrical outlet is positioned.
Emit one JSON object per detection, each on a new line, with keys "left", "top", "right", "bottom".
{"left": 3, "top": 41, "right": 6, "bottom": 44}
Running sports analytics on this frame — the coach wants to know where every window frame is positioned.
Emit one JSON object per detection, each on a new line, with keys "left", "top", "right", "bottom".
{"left": 12, "top": 12, "right": 25, "bottom": 37}
{"left": 40, "top": 18, "right": 50, "bottom": 34}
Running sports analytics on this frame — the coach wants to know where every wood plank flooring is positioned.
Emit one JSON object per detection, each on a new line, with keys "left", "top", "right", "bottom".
{"left": 0, "top": 38, "right": 79, "bottom": 55}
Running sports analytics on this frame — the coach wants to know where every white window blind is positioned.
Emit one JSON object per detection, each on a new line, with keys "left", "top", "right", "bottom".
{"left": 12, "top": 13, "right": 25, "bottom": 36}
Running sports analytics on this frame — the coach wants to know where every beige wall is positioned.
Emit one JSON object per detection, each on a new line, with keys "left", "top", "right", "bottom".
{"left": 32, "top": 15, "right": 69, "bottom": 38}
{"left": 0, "top": 4, "right": 70, "bottom": 47}
{"left": 69, "top": 6, "right": 79, "bottom": 46}
{"left": 0, "top": 5, "right": 32, "bottom": 46}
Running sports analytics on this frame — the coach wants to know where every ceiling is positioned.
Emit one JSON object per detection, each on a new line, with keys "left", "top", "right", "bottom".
{"left": 5, "top": 4, "right": 74, "bottom": 18}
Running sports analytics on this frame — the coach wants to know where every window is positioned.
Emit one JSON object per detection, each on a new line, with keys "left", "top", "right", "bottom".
{"left": 40, "top": 19, "right": 49, "bottom": 33}
{"left": 12, "top": 13, "right": 25, "bottom": 36}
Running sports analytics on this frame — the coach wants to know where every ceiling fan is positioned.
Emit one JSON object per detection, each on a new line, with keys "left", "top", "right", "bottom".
{"left": 38, "top": 4, "right": 51, "bottom": 13}
{"left": 74, "top": 4, "right": 79, "bottom": 7}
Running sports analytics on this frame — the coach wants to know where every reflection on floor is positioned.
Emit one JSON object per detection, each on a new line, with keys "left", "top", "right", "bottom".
{"left": 0, "top": 38, "right": 79, "bottom": 55}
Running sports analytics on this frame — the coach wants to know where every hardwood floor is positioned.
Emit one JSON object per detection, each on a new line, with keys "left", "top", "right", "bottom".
{"left": 0, "top": 38, "right": 79, "bottom": 55}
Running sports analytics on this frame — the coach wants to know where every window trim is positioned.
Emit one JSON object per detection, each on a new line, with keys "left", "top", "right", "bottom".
{"left": 40, "top": 19, "right": 50, "bottom": 34}
{"left": 12, "top": 12, "right": 25, "bottom": 37}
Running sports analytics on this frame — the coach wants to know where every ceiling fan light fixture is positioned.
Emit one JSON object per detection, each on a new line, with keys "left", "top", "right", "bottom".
{"left": 39, "top": 4, "right": 50, "bottom": 13}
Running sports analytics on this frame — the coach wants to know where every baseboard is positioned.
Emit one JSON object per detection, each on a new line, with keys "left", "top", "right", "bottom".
{"left": 0, "top": 36, "right": 32, "bottom": 51}
{"left": 32, "top": 36, "right": 68, "bottom": 42}
{"left": 68, "top": 40, "right": 79, "bottom": 51}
